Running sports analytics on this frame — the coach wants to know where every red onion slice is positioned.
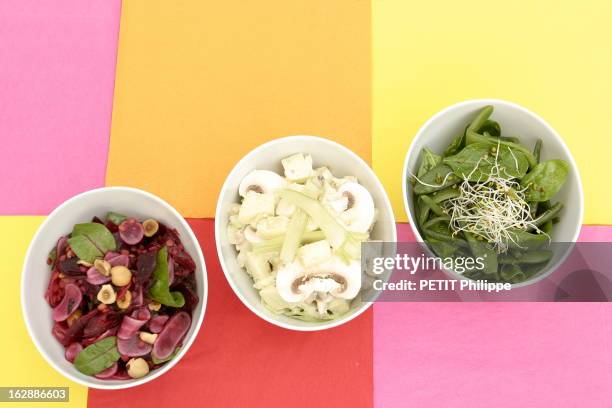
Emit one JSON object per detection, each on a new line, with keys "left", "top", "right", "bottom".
{"left": 64, "top": 342, "right": 83, "bottom": 363}
{"left": 94, "top": 362, "right": 118, "bottom": 379}
{"left": 52, "top": 283, "right": 82, "bottom": 322}
{"left": 118, "top": 218, "right": 144, "bottom": 245}
{"left": 118, "top": 315, "right": 148, "bottom": 340}
{"left": 86, "top": 266, "right": 111, "bottom": 285}
{"left": 117, "top": 335, "right": 152, "bottom": 357}
{"left": 152, "top": 312, "right": 191, "bottom": 361}
{"left": 148, "top": 315, "right": 169, "bottom": 334}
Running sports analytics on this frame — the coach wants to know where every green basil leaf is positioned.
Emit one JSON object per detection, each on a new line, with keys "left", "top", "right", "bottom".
{"left": 443, "top": 143, "right": 528, "bottom": 181}
{"left": 68, "top": 223, "right": 117, "bottom": 263}
{"left": 417, "top": 147, "right": 442, "bottom": 178}
{"left": 149, "top": 246, "right": 185, "bottom": 308}
{"left": 520, "top": 160, "right": 569, "bottom": 202}
{"left": 106, "top": 212, "right": 127, "bottom": 225}
{"left": 74, "top": 336, "right": 121, "bottom": 376}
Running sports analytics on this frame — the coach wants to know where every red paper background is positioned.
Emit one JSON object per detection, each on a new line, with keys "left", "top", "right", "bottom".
{"left": 89, "top": 219, "right": 373, "bottom": 407}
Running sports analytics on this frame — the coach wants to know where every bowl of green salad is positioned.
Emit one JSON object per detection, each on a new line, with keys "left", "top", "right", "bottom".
{"left": 403, "top": 99, "right": 583, "bottom": 287}
{"left": 215, "top": 136, "right": 396, "bottom": 331}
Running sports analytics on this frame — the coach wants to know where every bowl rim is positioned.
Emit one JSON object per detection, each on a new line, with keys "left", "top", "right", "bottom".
{"left": 21, "top": 186, "right": 208, "bottom": 390}
{"left": 215, "top": 135, "right": 397, "bottom": 331}
{"left": 401, "top": 98, "right": 584, "bottom": 288}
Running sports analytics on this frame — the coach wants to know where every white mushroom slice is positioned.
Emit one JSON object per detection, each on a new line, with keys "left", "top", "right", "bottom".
{"left": 326, "top": 194, "right": 349, "bottom": 214}
{"left": 239, "top": 170, "right": 286, "bottom": 197}
{"left": 337, "top": 182, "right": 376, "bottom": 233}
{"left": 276, "top": 257, "right": 361, "bottom": 303}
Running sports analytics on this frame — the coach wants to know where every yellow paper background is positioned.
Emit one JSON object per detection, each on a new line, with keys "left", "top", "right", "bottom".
{"left": 0, "top": 217, "right": 87, "bottom": 408}
{"left": 373, "top": 0, "right": 612, "bottom": 223}
{"left": 106, "top": 0, "right": 371, "bottom": 218}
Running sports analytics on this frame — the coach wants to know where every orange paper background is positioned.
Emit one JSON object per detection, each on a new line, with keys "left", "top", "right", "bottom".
{"left": 105, "top": 0, "right": 371, "bottom": 218}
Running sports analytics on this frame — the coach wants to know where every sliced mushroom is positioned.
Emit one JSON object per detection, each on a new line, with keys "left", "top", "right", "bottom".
{"left": 238, "top": 170, "right": 286, "bottom": 197}
{"left": 276, "top": 256, "right": 361, "bottom": 303}
{"left": 336, "top": 182, "right": 376, "bottom": 233}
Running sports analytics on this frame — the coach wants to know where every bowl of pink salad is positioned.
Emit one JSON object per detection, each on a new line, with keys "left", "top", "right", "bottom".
{"left": 21, "top": 187, "right": 207, "bottom": 389}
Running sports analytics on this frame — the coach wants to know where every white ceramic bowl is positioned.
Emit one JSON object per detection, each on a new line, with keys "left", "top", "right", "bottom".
{"left": 21, "top": 187, "right": 208, "bottom": 389}
{"left": 216, "top": 136, "right": 396, "bottom": 331}
{"left": 403, "top": 99, "right": 584, "bottom": 287}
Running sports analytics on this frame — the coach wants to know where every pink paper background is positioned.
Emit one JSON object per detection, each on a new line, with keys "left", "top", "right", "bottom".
{"left": 374, "top": 225, "right": 612, "bottom": 407}
{"left": 0, "top": 0, "right": 121, "bottom": 214}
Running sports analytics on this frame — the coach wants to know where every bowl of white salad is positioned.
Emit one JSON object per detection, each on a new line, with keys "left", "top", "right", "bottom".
{"left": 215, "top": 136, "right": 396, "bottom": 331}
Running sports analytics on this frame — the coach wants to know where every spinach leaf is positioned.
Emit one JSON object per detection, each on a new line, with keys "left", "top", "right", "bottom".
{"left": 417, "top": 147, "right": 442, "bottom": 178}
{"left": 465, "top": 132, "right": 537, "bottom": 168}
{"left": 480, "top": 119, "right": 501, "bottom": 137}
{"left": 106, "top": 212, "right": 127, "bottom": 225}
{"left": 505, "top": 229, "right": 549, "bottom": 250}
{"left": 74, "top": 336, "right": 120, "bottom": 376}
{"left": 443, "top": 143, "right": 528, "bottom": 181}
{"left": 520, "top": 160, "right": 569, "bottom": 202}
{"left": 149, "top": 246, "right": 185, "bottom": 308}
{"left": 499, "top": 250, "right": 553, "bottom": 265}
{"left": 463, "top": 230, "right": 498, "bottom": 276}
{"left": 67, "top": 223, "right": 117, "bottom": 263}
{"left": 413, "top": 163, "right": 459, "bottom": 195}
{"left": 466, "top": 105, "right": 494, "bottom": 134}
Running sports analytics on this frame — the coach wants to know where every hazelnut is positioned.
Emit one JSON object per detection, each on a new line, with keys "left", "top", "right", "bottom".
{"left": 116, "top": 290, "right": 132, "bottom": 309}
{"left": 147, "top": 301, "right": 161, "bottom": 312}
{"left": 111, "top": 266, "right": 132, "bottom": 287}
{"left": 139, "top": 332, "right": 158, "bottom": 345}
{"left": 142, "top": 219, "right": 159, "bottom": 237}
{"left": 126, "top": 358, "right": 150, "bottom": 379}
{"left": 97, "top": 284, "right": 116, "bottom": 305}
{"left": 94, "top": 259, "right": 111, "bottom": 276}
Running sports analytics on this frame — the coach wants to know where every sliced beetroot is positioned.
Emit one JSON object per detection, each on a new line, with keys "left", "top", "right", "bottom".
{"left": 45, "top": 271, "right": 63, "bottom": 307}
{"left": 110, "top": 369, "right": 132, "bottom": 380}
{"left": 86, "top": 266, "right": 111, "bottom": 285}
{"left": 174, "top": 281, "right": 199, "bottom": 312}
{"left": 118, "top": 218, "right": 144, "bottom": 245}
{"left": 135, "top": 251, "right": 157, "bottom": 282}
{"left": 152, "top": 311, "right": 191, "bottom": 360}
{"left": 52, "top": 283, "right": 82, "bottom": 322}
{"left": 118, "top": 315, "right": 148, "bottom": 340}
{"left": 65, "top": 342, "right": 83, "bottom": 363}
{"left": 174, "top": 250, "right": 196, "bottom": 270}
{"left": 59, "top": 258, "right": 83, "bottom": 276}
{"left": 83, "top": 311, "right": 121, "bottom": 338}
{"left": 148, "top": 315, "right": 169, "bottom": 334}
{"left": 94, "top": 362, "right": 118, "bottom": 379}
{"left": 131, "top": 285, "right": 144, "bottom": 308}
{"left": 117, "top": 335, "right": 152, "bottom": 357}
